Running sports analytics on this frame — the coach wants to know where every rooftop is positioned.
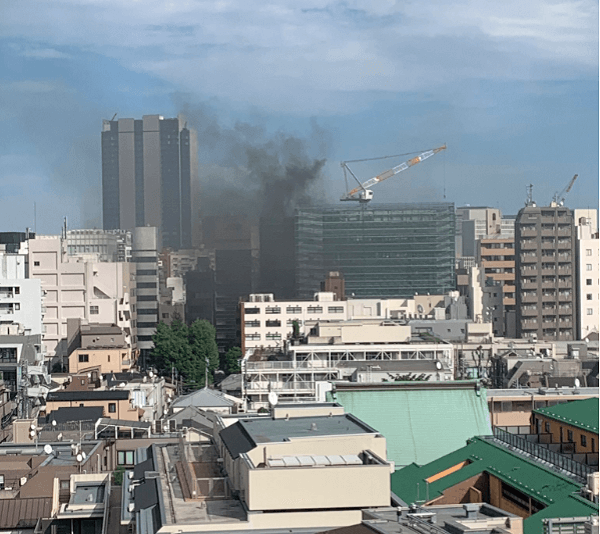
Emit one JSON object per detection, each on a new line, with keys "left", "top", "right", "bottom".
{"left": 533, "top": 397, "right": 599, "bottom": 433}
{"left": 220, "top": 414, "right": 378, "bottom": 460}
{"left": 172, "top": 387, "right": 235, "bottom": 408}
{"left": 391, "top": 436, "right": 598, "bottom": 534}
{"left": 47, "top": 390, "right": 129, "bottom": 401}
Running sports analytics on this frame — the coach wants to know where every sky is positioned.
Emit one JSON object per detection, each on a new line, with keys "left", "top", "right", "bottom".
{"left": 0, "top": 0, "right": 598, "bottom": 234}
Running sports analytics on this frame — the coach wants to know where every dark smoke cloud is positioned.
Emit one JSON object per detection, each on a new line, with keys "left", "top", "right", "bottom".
{"left": 175, "top": 97, "right": 330, "bottom": 219}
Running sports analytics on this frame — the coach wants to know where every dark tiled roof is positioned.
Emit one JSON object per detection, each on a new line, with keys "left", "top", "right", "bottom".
{"left": 0, "top": 498, "right": 52, "bottom": 528}
{"left": 46, "top": 406, "right": 103, "bottom": 424}
{"left": 47, "top": 390, "right": 129, "bottom": 401}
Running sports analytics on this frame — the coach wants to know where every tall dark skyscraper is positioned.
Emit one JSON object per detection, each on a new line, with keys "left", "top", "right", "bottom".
{"left": 101, "top": 115, "right": 199, "bottom": 250}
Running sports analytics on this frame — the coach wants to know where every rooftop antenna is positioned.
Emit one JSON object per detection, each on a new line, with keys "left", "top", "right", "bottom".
{"left": 525, "top": 184, "right": 535, "bottom": 207}
{"left": 111, "top": 113, "right": 117, "bottom": 121}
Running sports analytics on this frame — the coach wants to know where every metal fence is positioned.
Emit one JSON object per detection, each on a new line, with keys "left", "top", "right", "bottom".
{"left": 493, "top": 428, "right": 594, "bottom": 481}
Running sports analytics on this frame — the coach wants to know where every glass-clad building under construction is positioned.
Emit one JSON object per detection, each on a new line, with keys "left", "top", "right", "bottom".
{"left": 295, "top": 203, "right": 455, "bottom": 299}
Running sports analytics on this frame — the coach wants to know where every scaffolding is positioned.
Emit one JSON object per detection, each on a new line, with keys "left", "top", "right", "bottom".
{"left": 295, "top": 203, "right": 456, "bottom": 299}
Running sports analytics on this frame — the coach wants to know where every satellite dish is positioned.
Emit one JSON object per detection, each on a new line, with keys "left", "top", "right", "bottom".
{"left": 81, "top": 452, "right": 87, "bottom": 460}
{"left": 29, "top": 430, "right": 36, "bottom": 438}
{"left": 417, "top": 304, "right": 424, "bottom": 314}
{"left": 30, "top": 423, "right": 36, "bottom": 431}
{"left": 76, "top": 453, "right": 83, "bottom": 462}
{"left": 435, "top": 361, "right": 443, "bottom": 370}
{"left": 574, "top": 378, "right": 581, "bottom": 388}
{"left": 52, "top": 420, "right": 57, "bottom": 427}
{"left": 268, "top": 392, "right": 279, "bottom": 407}
{"left": 43, "top": 444, "right": 53, "bottom": 455}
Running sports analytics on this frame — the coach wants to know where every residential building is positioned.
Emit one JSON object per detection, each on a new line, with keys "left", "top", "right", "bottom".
{"left": 391, "top": 435, "right": 598, "bottom": 534}
{"left": 487, "top": 387, "right": 599, "bottom": 428}
{"left": 44, "top": 389, "right": 140, "bottom": 421}
{"left": 515, "top": 204, "right": 577, "bottom": 341}
{"left": 28, "top": 235, "right": 135, "bottom": 361}
{"left": 132, "top": 227, "right": 159, "bottom": 363}
{"left": 295, "top": 203, "right": 455, "bottom": 299}
{"left": 0, "top": 248, "right": 43, "bottom": 336}
{"left": 531, "top": 397, "right": 598, "bottom": 456}
{"left": 574, "top": 210, "right": 599, "bottom": 340}
{"left": 478, "top": 236, "right": 516, "bottom": 337}
{"left": 456, "top": 206, "right": 502, "bottom": 258}
{"left": 101, "top": 114, "right": 199, "bottom": 249}
{"left": 67, "top": 322, "right": 136, "bottom": 374}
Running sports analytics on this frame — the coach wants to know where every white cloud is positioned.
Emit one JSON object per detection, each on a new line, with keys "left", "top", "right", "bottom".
{"left": 1, "top": 0, "right": 597, "bottom": 114}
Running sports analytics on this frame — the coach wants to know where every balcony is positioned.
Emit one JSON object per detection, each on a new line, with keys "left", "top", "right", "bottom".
{"left": 520, "top": 255, "right": 537, "bottom": 263}
{"left": 521, "top": 295, "right": 538, "bottom": 303}
{"left": 541, "top": 281, "right": 556, "bottom": 289}
{"left": 521, "top": 308, "right": 538, "bottom": 317}
{"left": 541, "top": 268, "right": 557, "bottom": 276}
{"left": 541, "top": 242, "right": 556, "bottom": 250}
{"left": 557, "top": 268, "right": 572, "bottom": 276}
{"left": 541, "top": 293, "right": 556, "bottom": 302}
{"left": 520, "top": 281, "right": 537, "bottom": 290}
{"left": 520, "top": 228, "right": 537, "bottom": 237}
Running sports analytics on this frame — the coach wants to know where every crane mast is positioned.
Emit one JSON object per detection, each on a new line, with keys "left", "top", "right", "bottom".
{"left": 550, "top": 174, "right": 578, "bottom": 207}
{"left": 340, "top": 144, "right": 446, "bottom": 203}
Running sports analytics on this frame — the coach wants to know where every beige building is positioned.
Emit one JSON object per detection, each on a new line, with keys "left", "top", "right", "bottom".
{"left": 44, "top": 390, "right": 140, "bottom": 421}
{"left": 28, "top": 236, "right": 135, "bottom": 360}
{"left": 128, "top": 404, "right": 394, "bottom": 532}
{"left": 574, "top": 210, "right": 599, "bottom": 340}
{"left": 67, "top": 321, "right": 136, "bottom": 374}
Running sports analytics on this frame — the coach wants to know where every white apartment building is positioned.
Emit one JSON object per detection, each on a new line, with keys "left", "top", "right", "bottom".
{"left": 0, "top": 250, "right": 43, "bottom": 336}
{"left": 28, "top": 236, "right": 135, "bottom": 360}
{"left": 241, "top": 292, "right": 456, "bottom": 352}
{"left": 575, "top": 209, "right": 599, "bottom": 340}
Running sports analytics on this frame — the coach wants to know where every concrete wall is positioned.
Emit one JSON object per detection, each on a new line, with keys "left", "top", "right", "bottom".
{"left": 532, "top": 413, "right": 598, "bottom": 453}
{"left": 69, "top": 347, "right": 134, "bottom": 374}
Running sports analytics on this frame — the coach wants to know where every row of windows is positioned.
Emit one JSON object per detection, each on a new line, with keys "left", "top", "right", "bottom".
{"left": 247, "top": 305, "right": 345, "bottom": 315}
{"left": 245, "top": 333, "right": 283, "bottom": 341}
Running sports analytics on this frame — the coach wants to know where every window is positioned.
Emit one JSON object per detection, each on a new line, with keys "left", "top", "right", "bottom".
{"left": 581, "top": 435, "right": 587, "bottom": 447}
{"left": 13, "top": 303, "right": 19, "bottom": 311}
{"left": 60, "top": 480, "right": 70, "bottom": 490}
{"left": 586, "top": 264, "right": 593, "bottom": 271}
{"left": 587, "top": 308, "right": 594, "bottom": 315}
{"left": 108, "top": 403, "right": 116, "bottom": 413}
{"left": 162, "top": 313, "right": 169, "bottom": 319}
{"left": 307, "top": 306, "right": 323, "bottom": 313}
{"left": 567, "top": 430, "right": 574, "bottom": 442}
{"left": 244, "top": 307, "right": 260, "bottom": 315}
{"left": 138, "top": 282, "right": 157, "bottom": 289}
{"left": 286, "top": 306, "right": 302, "bottom": 314}
{"left": 328, "top": 306, "right": 344, "bottom": 313}
{"left": 14, "top": 287, "right": 19, "bottom": 295}
{"left": 586, "top": 249, "right": 592, "bottom": 256}
{"left": 245, "top": 320, "right": 260, "bottom": 327}
{"left": 80, "top": 380, "right": 85, "bottom": 385}
{"left": 107, "top": 355, "right": 110, "bottom": 362}
{"left": 117, "top": 451, "right": 135, "bottom": 466}
{"left": 90, "top": 306, "right": 99, "bottom": 315}
{"left": 34, "top": 261, "right": 40, "bottom": 267}
{"left": 78, "top": 354, "right": 89, "bottom": 363}
{"left": 545, "top": 421, "right": 551, "bottom": 433}
{"left": 586, "top": 294, "right": 593, "bottom": 300}
{"left": 245, "top": 333, "right": 260, "bottom": 340}
{"left": 265, "top": 319, "right": 281, "bottom": 327}
{"left": 0, "top": 475, "right": 5, "bottom": 490}
{"left": 265, "top": 306, "right": 281, "bottom": 314}
{"left": 587, "top": 279, "right": 593, "bottom": 285}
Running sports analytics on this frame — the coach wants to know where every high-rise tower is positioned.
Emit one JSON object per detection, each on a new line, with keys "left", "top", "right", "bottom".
{"left": 101, "top": 115, "right": 199, "bottom": 250}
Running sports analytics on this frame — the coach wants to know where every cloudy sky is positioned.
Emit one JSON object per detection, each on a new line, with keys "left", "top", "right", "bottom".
{"left": 1, "top": 0, "right": 598, "bottom": 233}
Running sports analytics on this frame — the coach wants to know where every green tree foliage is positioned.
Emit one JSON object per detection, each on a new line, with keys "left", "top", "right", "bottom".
{"left": 224, "top": 347, "right": 242, "bottom": 374}
{"left": 150, "top": 319, "right": 219, "bottom": 389}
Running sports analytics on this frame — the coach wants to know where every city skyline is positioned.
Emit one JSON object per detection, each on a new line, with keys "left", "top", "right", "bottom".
{"left": 0, "top": 1, "right": 598, "bottom": 235}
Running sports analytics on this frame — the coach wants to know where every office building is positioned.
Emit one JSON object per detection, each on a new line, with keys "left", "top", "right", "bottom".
{"left": 66, "top": 228, "right": 132, "bottom": 263}
{"left": 295, "top": 203, "right": 455, "bottom": 299}
{"left": 101, "top": 114, "right": 199, "bottom": 250}
{"left": 515, "top": 204, "right": 577, "bottom": 341}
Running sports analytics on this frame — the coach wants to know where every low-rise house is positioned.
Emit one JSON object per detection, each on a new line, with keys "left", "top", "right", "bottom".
{"left": 44, "top": 390, "right": 140, "bottom": 421}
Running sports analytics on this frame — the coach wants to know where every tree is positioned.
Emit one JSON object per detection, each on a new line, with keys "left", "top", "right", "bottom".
{"left": 150, "top": 320, "right": 192, "bottom": 383}
{"left": 224, "top": 347, "right": 242, "bottom": 374}
{"left": 187, "top": 319, "right": 220, "bottom": 388}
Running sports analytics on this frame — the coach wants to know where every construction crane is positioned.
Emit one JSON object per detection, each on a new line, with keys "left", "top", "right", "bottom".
{"left": 340, "top": 145, "right": 447, "bottom": 204}
{"left": 550, "top": 174, "right": 578, "bottom": 207}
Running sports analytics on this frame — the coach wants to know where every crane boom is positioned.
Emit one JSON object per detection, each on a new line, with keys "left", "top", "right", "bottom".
{"left": 341, "top": 144, "right": 446, "bottom": 203}
{"left": 551, "top": 174, "right": 578, "bottom": 206}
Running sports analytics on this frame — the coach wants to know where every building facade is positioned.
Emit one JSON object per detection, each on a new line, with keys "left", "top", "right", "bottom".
{"left": 101, "top": 115, "right": 199, "bottom": 250}
{"left": 28, "top": 236, "right": 135, "bottom": 361}
{"left": 574, "top": 210, "right": 599, "bottom": 340}
{"left": 132, "top": 227, "right": 159, "bottom": 363}
{"left": 515, "top": 205, "right": 577, "bottom": 341}
{"left": 295, "top": 203, "right": 455, "bottom": 299}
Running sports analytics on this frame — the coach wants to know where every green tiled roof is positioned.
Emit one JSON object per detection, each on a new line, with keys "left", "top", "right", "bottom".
{"left": 534, "top": 398, "right": 599, "bottom": 433}
{"left": 391, "top": 436, "right": 598, "bottom": 534}
{"left": 327, "top": 381, "right": 492, "bottom": 468}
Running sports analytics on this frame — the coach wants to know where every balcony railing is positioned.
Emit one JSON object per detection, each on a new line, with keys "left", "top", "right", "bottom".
{"left": 492, "top": 428, "right": 595, "bottom": 482}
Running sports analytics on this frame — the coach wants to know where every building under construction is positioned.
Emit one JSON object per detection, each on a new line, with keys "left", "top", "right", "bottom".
{"left": 295, "top": 203, "right": 456, "bottom": 299}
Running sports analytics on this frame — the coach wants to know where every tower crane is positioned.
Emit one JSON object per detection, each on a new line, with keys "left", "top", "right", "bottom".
{"left": 550, "top": 174, "right": 578, "bottom": 207}
{"left": 340, "top": 144, "right": 447, "bottom": 204}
